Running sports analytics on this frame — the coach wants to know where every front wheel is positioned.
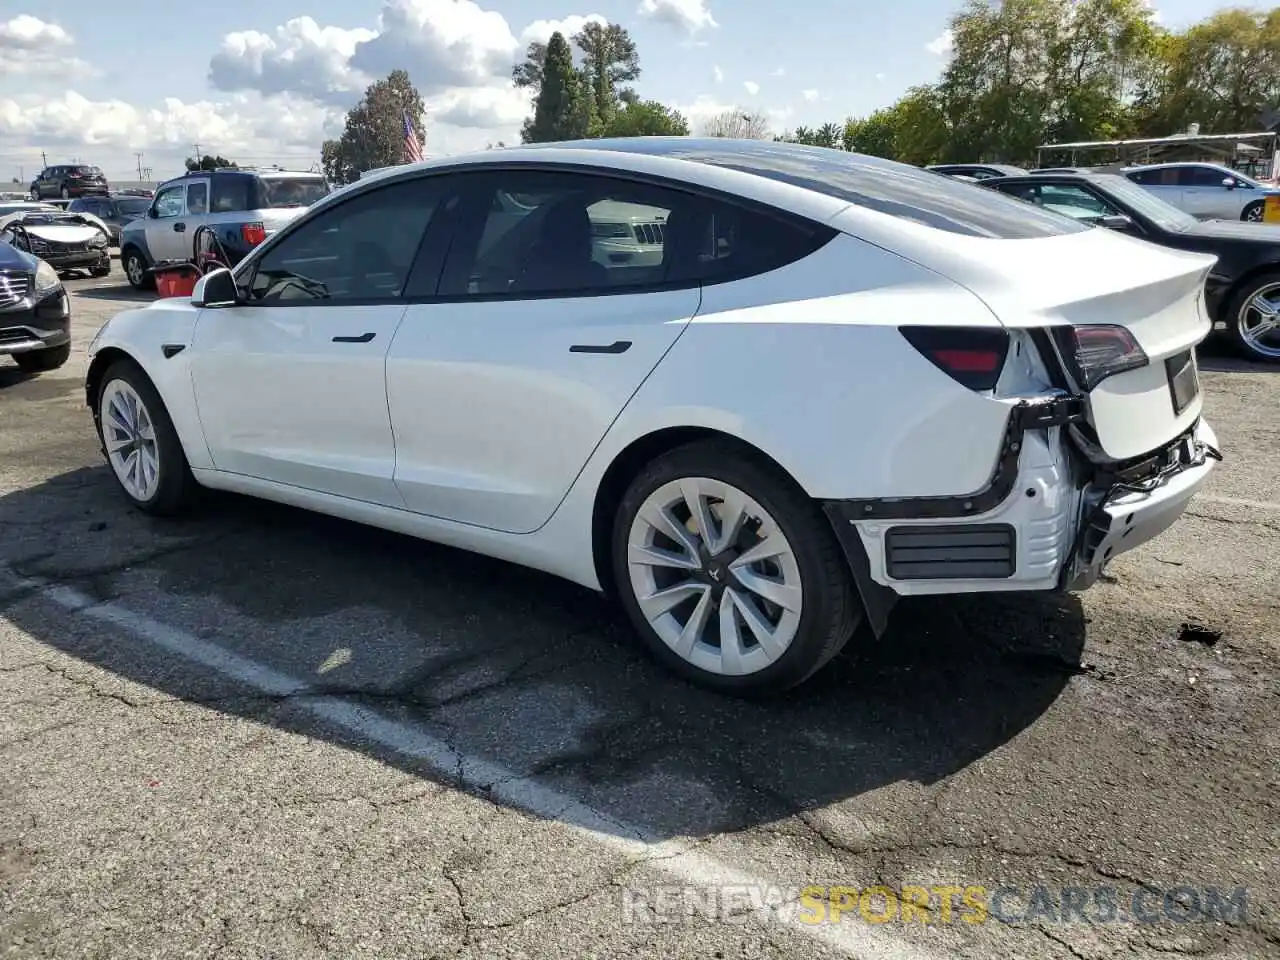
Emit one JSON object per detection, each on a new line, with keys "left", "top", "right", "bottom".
{"left": 29, "top": 187, "right": 40, "bottom": 201}
{"left": 612, "top": 439, "right": 863, "bottom": 697}
{"left": 1242, "top": 201, "right": 1265, "bottom": 222}
{"left": 14, "top": 343, "right": 71, "bottom": 373}
{"left": 1226, "top": 272, "right": 1280, "bottom": 363}
{"left": 96, "top": 360, "right": 199, "bottom": 515}
{"left": 90, "top": 263, "right": 111, "bottom": 278}
{"left": 60, "top": 186, "right": 70, "bottom": 199}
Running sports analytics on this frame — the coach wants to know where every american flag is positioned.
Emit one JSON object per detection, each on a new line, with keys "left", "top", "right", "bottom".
{"left": 403, "top": 111, "right": 423, "bottom": 163}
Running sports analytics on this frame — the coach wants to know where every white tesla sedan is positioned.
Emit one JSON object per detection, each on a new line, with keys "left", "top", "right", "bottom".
{"left": 85, "top": 138, "right": 1222, "bottom": 696}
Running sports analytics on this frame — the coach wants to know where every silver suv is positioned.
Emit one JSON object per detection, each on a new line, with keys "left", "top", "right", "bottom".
{"left": 119, "top": 168, "right": 329, "bottom": 289}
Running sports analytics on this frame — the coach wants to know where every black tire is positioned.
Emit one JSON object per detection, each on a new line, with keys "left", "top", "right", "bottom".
{"left": 1224, "top": 271, "right": 1280, "bottom": 363}
{"left": 29, "top": 187, "right": 40, "bottom": 201}
{"left": 14, "top": 343, "right": 71, "bottom": 373}
{"left": 90, "top": 263, "right": 111, "bottom": 278}
{"left": 1242, "top": 200, "right": 1265, "bottom": 222}
{"left": 60, "top": 186, "right": 70, "bottom": 199}
{"left": 611, "top": 439, "right": 864, "bottom": 697}
{"left": 122, "top": 247, "right": 154, "bottom": 290}
{"left": 95, "top": 359, "right": 200, "bottom": 515}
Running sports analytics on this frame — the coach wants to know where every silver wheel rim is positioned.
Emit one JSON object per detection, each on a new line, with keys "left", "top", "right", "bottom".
{"left": 627, "top": 477, "right": 803, "bottom": 677}
{"left": 101, "top": 380, "right": 161, "bottom": 501}
{"left": 1238, "top": 281, "right": 1280, "bottom": 358}
{"left": 1245, "top": 204, "right": 1263, "bottom": 222}
{"left": 126, "top": 255, "right": 144, "bottom": 286}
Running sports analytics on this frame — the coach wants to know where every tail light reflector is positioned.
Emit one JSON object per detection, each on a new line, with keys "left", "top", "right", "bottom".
{"left": 899, "top": 326, "right": 1010, "bottom": 391}
{"left": 1051, "top": 324, "right": 1148, "bottom": 390}
{"left": 241, "top": 222, "right": 267, "bottom": 246}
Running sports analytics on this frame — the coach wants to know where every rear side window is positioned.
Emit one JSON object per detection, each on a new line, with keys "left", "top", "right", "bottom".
{"left": 253, "top": 177, "right": 329, "bottom": 209}
{"left": 1185, "top": 166, "right": 1229, "bottom": 186}
{"left": 211, "top": 175, "right": 252, "bottom": 213}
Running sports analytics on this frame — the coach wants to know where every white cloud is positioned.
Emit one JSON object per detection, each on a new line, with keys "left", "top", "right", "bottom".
{"left": 520, "top": 14, "right": 607, "bottom": 45}
{"left": 801, "top": 88, "right": 819, "bottom": 102}
{"left": 713, "top": 64, "right": 723, "bottom": 83}
{"left": 925, "top": 28, "right": 954, "bottom": 56}
{"left": 875, "top": 72, "right": 886, "bottom": 82}
{"left": 637, "top": 0, "right": 718, "bottom": 34}
{"left": 770, "top": 67, "right": 786, "bottom": 77}
{"left": 209, "top": 17, "right": 375, "bottom": 105}
{"left": 0, "top": 14, "right": 93, "bottom": 78}
{"left": 743, "top": 80, "right": 760, "bottom": 96}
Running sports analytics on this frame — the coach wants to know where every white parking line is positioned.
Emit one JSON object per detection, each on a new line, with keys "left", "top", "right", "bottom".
{"left": 24, "top": 577, "right": 941, "bottom": 960}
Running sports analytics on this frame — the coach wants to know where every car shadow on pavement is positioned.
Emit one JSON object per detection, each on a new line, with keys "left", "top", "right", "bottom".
{"left": 0, "top": 466, "right": 1087, "bottom": 842}
{"left": 70, "top": 286, "right": 155, "bottom": 304}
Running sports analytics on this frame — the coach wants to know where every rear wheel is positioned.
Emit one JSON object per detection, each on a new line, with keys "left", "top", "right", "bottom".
{"left": 612, "top": 439, "right": 863, "bottom": 697}
{"left": 14, "top": 343, "right": 70, "bottom": 373}
{"left": 28, "top": 187, "right": 39, "bottom": 200}
{"left": 122, "top": 247, "right": 153, "bottom": 290}
{"left": 1226, "top": 273, "right": 1280, "bottom": 363}
{"left": 1242, "top": 200, "right": 1265, "bottom": 222}
{"left": 96, "top": 360, "right": 199, "bottom": 515}
{"left": 60, "top": 186, "right": 70, "bottom": 199}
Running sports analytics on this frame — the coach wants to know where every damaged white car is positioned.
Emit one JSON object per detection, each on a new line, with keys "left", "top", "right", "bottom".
{"left": 1, "top": 208, "right": 112, "bottom": 277}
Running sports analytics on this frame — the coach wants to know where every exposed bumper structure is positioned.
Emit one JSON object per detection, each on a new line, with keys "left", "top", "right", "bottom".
{"left": 0, "top": 284, "right": 71, "bottom": 356}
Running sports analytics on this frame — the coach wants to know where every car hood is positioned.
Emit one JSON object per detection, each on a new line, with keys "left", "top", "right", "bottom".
{"left": 19, "top": 223, "right": 107, "bottom": 244}
{"left": 1182, "top": 219, "right": 1280, "bottom": 244}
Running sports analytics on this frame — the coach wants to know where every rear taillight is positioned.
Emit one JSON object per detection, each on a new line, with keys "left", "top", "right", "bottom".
{"left": 899, "top": 326, "right": 1010, "bottom": 391}
{"left": 1051, "top": 324, "right": 1148, "bottom": 390}
{"left": 241, "top": 222, "right": 266, "bottom": 246}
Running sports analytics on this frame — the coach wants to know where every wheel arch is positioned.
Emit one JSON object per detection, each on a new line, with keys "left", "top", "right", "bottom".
{"left": 85, "top": 346, "right": 136, "bottom": 413}
{"left": 588, "top": 425, "right": 806, "bottom": 600}
{"left": 1219, "top": 261, "right": 1280, "bottom": 320}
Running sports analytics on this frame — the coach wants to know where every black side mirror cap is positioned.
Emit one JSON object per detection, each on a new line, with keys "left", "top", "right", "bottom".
{"left": 191, "top": 267, "right": 240, "bottom": 308}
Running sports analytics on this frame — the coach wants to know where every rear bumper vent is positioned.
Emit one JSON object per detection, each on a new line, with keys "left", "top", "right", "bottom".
{"left": 884, "top": 524, "right": 1016, "bottom": 580}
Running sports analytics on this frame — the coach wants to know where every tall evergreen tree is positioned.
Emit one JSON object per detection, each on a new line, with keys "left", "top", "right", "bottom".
{"left": 521, "top": 32, "right": 589, "bottom": 143}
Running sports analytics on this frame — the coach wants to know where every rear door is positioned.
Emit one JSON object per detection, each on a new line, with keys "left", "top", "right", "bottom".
{"left": 1179, "top": 166, "right": 1236, "bottom": 219}
{"left": 1128, "top": 167, "right": 1186, "bottom": 211}
{"left": 384, "top": 168, "right": 705, "bottom": 533}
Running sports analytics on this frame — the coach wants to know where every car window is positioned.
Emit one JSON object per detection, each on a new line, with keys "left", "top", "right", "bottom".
{"left": 116, "top": 198, "right": 151, "bottom": 216}
{"left": 67, "top": 199, "right": 91, "bottom": 213}
{"left": 255, "top": 177, "right": 329, "bottom": 209}
{"left": 211, "top": 175, "right": 251, "bottom": 213}
{"left": 443, "top": 170, "right": 831, "bottom": 298}
{"left": 1129, "top": 168, "right": 1180, "bottom": 186}
{"left": 186, "top": 182, "right": 209, "bottom": 215}
{"left": 153, "top": 185, "right": 185, "bottom": 218}
{"left": 245, "top": 178, "right": 441, "bottom": 304}
{"left": 1185, "top": 166, "right": 1230, "bottom": 187}
{"left": 588, "top": 140, "right": 1088, "bottom": 239}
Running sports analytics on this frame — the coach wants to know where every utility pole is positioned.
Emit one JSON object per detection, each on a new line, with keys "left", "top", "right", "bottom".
{"left": 135, "top": 152, "right": 144, "bottom": 179}
{"left": 193, "top": 143, "right": 201, "bottom": 165}
{"left": 41, "top": 150, "right": 47, "bottom": 167}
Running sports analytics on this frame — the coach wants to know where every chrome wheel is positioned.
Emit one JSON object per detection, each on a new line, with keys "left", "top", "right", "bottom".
{"left": 125, "top": 254, "right": 145, "bottom": 287}
{"left": 1237, "top": 282, "right": 1280, "bottom": 359}
{"left": 626, "top": 477, "right": 803, "bottom": 677}
{"left": 1244, "top": 203, "right": 1264, "bottom": 222}
{"left": 101, "top": 379, "right": 161, "bottom": 501}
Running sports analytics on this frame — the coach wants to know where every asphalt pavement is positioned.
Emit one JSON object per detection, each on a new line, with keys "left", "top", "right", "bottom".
{"left": 1, "top": 266, "right": 1277, "bottom": 959}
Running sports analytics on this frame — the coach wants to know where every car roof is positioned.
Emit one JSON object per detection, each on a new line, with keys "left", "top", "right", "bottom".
{"left": 1124, "top": 161, "right": 1228, "bottom": 172}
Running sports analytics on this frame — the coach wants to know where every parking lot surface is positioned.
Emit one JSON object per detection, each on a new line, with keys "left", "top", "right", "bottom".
{"left": 2, "top": 268, "right": 1278, "bottom": 959}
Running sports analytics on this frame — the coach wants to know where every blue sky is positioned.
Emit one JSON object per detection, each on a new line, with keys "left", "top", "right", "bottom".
{"left": 0, "top": 0, "right": 1236, "bottom": 181}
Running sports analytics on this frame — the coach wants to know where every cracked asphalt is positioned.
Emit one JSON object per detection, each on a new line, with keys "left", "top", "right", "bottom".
{"left": 1, "top": 272, "right": 1278, "bottom": 960}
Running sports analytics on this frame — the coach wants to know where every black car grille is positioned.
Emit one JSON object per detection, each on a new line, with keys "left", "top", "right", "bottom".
{"left": 632, "top": 222, "right": 666, "bottom": 245}
{"left": 0, "top": 270, "right": 32, "bottom": 308}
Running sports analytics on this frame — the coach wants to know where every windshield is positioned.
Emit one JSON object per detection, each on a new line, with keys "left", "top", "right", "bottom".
{"left": 257, "top": 177, "right": 329, "bottom": 208}
{"left": 1093, "top": 175, "right": 1199, "bottom": 231}
{"left": 116, "top": 198, "right": 151, "bottom": 215}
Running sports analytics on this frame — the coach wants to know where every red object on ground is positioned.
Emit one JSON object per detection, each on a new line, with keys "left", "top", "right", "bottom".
{"left": 153, "top": 261, "right": 200, "bottom": 298}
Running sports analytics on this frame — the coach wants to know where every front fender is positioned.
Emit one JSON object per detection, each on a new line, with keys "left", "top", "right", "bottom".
{"left": 87, "top": 300, "right": 213, "bottom": 470}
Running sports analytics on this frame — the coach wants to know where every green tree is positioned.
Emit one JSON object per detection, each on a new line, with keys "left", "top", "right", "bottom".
{"left": 521, "top": 32, "right": 590, "bottom": 143}
{"left": 574, "top": 22, "right": 641, "bottom": 127}
{"left": 702, "top": 109, "right": 773, "bottom": 139}
{"left": 599, "top": 100, "right": 689, "bottom": 137}
{"left": 185, "top": 154, "right": 235, "bottom": 172}
{"left": 321, "top": 70, "right": 426, "bottom": 185}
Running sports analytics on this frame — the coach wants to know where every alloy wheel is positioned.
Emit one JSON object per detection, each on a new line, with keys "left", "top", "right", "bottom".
{"left": 626, "top": 477, "right": 803, "bottom": 677}
{"left": 1244, "top": 204, "right": 1264, "bottom": 222}
{"left": 125, "top": 255, "right": 144, "bottom": 286}
{"left": 1237, "top": 282, "right": 1280, "bottom": 359}
{"left": 100, "top": 379, "right": 161, "bottom": 501}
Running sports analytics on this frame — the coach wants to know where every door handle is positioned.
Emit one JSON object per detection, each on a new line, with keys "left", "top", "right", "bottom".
{"left": 333, "top": 332, "right": 376, "bottom": 343}
{"left": 569, "top": 340, "right": 632, "bottom": 354}
{"left": 173, "top": 222, "right": 186, "bottom": 233}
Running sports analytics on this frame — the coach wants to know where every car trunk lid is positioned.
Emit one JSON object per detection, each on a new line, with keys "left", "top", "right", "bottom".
{"left": 923, "top": 229, "right": 1216, "bottom": 461}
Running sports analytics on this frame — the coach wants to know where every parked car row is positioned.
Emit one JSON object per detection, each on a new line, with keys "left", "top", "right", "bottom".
{"left": 932, "top": 160, "right": 1276, "bottom": 222}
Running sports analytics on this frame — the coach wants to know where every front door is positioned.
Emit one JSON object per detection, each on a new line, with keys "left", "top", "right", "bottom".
{"left": 189, "top": 175, "right": 448, "bottom": 505}
{"left": 385, "top": 169, "right": 712, "bottom": 534}
{"left": 145, "top": 183, "right": 188, "bottom": 261}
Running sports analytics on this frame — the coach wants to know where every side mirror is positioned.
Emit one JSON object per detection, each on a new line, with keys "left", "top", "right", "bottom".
{"left": 191, "top": 268, "right": 240, "bottom": 308}
{"left": 1222, "top": 177, "right": 1237, "bottom": 190}
{"left": 1098, "top": 214, "right": 1136, "bottom": 232}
